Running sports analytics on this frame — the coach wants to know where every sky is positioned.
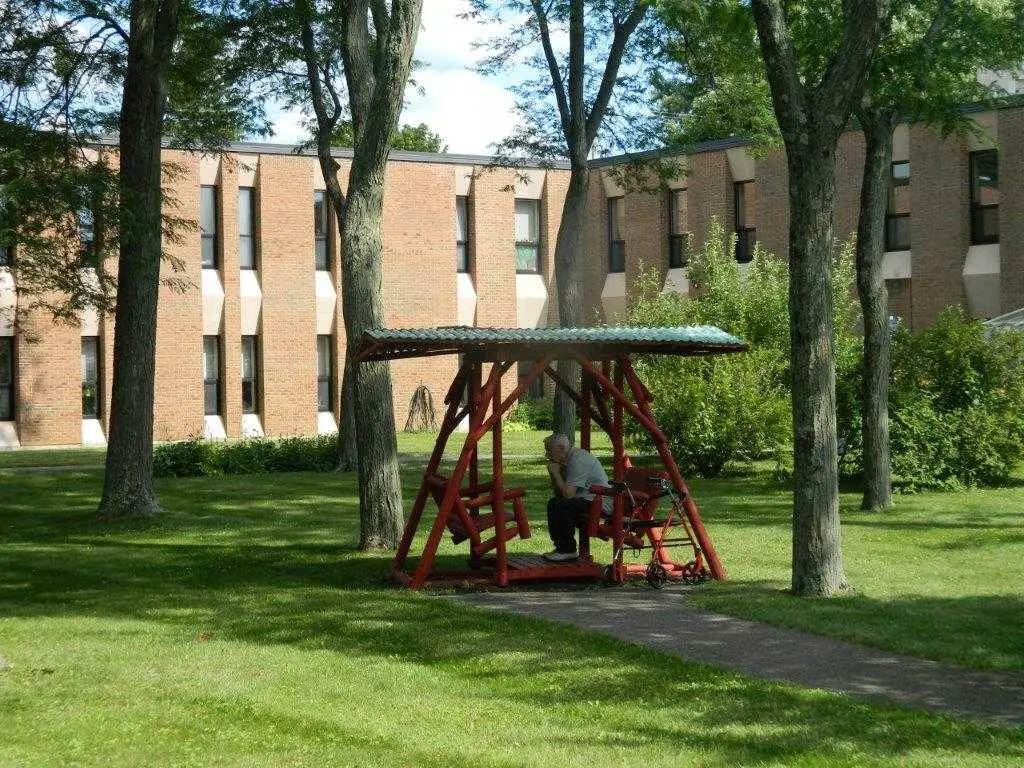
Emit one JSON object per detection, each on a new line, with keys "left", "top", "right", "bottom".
{"left": 267, "top": 0, "right": 521, "bottom": 155}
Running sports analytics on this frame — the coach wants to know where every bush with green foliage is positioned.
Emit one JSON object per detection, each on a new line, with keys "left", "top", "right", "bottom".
{"left": 839, "top": 308, "right": 1024, "bottom": 490}
{"left": 506, "top": 397, "right": 554, "bottom": 432}
{"left": 626, "top": 219, "right": 860, "bottom": 477}
{"left": 153, "top": 434, "right": 338, "bottom": 477}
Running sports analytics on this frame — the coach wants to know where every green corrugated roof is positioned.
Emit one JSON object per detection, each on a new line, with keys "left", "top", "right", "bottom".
{"left": 356, "top": 325, "right": 748, "bottom": 362}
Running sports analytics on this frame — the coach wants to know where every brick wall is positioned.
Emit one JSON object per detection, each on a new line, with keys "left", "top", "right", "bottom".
{"left": 689, "top": 150, "right": 734, "bottom": 256}
{"left": 999, "top": 109, "right": 1024, "bottom": 314}
{"left": 153, "top": 151, "right": 204, "bottom": 442}
{"left": 757, "top": 147, "right": 790, "bottom": 260}
{"left": 623, "top": 180, "right": 667, "bottom": 304}
{"left": 835, "top": 130, "right": 865, "bottom": 248}
{"left": 542, "top": 171, "right": 569, "bottom": 327}
{"left": 17, "top": 109, "right": 1024, "bottom": 446}
{"left": 15, "top": 310, "right": 80, "bottom": 445}
{"left": 256, "top": 154, "right": 317, "bottom": 437}
{"left": 885, "top": 278, "right": 912, "bottom": 325}
{"left": 382, "top": 159, "right": 460, "bottom": 421}
{"left": 219, "top": 156, "right": 243, "bottom": 438}
{"left": 909, "top": 124, "right": 970, "bottom": 328}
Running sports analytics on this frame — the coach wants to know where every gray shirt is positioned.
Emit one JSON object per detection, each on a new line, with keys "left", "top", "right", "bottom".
{"left": 564, "top": 447, "right": 613, "bottom": 512}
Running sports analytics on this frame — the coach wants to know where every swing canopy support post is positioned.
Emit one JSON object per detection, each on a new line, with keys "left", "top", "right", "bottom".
{"left": 353, "top": 326, "right": 747, "bottom": 589}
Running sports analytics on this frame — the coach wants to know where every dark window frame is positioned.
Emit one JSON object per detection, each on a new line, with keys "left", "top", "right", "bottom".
{"left": 314, "top": 190, "right": 331, "bottom": 271}
{"left": 885, "top": 161, "right": 912, "bottom": 252}
{"left": 81, "top": 336, "right": 101, "bottom": 419}
{"left": 238, "top": 186, "right": 257, "bottom": 271}
{"left": 733, "top": 181, "right": 757, "bottom": 264}
{"left": 241, "top": 335, "right": 260, "bottom": 415}
{"left": 317, "top": 334, "right": 334, "bottom": 413}
{"left": 0, "top": 336, "right": 14, "bottom": 421}
{"left": 78, "top": 205, "right": 96, "bottom": 263}
{"left": 667, "top": 188, "right": 688, "bottom": 268}
{"left": 456, "top": 195, "right": 470, "bottom": 274}
{"left": 885, "top": 212, "right": 912, "bottom": 252}
{"left": 891, "top": 160, "right": 911, "bottom": 187}
{"left": 969, "top": 150, "right": 999, "bottom": 245}
{"left": 203, "top": 335, "right": 223, "bottom": 417}
{"left": 200, "top": 185, "right": 219, "bottom": 269}
{"left": 514, "top": 198, "right": 542, "bottom": 274}
{"left": 607, "top": 196, "right": 625, "bottom": 274}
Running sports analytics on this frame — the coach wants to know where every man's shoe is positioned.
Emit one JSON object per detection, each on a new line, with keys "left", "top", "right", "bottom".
{"left": 543, "top": 550, "right": 579, "bottom": 562}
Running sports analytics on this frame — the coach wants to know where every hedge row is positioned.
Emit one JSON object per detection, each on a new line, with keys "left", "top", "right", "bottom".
{"left": 153, "top": 434, "right": 338, "bottom": 477}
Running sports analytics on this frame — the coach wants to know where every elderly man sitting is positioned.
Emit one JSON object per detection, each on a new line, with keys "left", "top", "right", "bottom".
{"left": 543, "top": 433, "right": 612, "bottom": 561}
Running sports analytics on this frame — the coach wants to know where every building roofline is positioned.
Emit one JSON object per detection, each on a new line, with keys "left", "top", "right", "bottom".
{"left": 94, "top": 135, "right": 572, "bottom": 170}
{"left": 93, "top": 95, "right": 1024, "bottom": 172}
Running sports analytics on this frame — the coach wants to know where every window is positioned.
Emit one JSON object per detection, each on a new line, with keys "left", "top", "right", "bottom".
{"left": 238, "top": 187, "right": 256, "bottom": 270}
{"left": 0, "top": 337, "right": 12, "bottom": 420}
{"left": 607, "top": 197, "right": 625, "bottom": 273}
{"left": 203, "top": 336, "right": 222, "bottom": 417}
{"left": 200, "top": 185, "right": 218, "bottom": 268}
{"left": 514, "top": 198, "right": 541, "bottom": 273}
{"left": 317, "top": 335, "right": 333, "bottom": 412}
{"left": 241, "top": 335, "right": 259, "bottom": 414}
{"left": 81, "top": 336, "right": 100, "bottom": 419}
{"left": 668, "top": 189, "right": 689, "bottom": 268}
{"left": 456, "top": 196, "right": 470, "bottom": 273}
{"left": 314, "top": 190, "right": 330, "bottom": 270}
{"left": 78, "top": 205, "right": 95, "bottom": 262}
{"left": 734, "top": 181, "right": 757, "bottom": 263}
{"left": 970, "top": 150, "right": 999, "bottom": 245}
{"left": 886, "top": 161, "right": 911, "bottom": 252}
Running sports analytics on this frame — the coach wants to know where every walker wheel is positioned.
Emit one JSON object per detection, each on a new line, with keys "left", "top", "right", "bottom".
{"left": 602, "top": 564, "right": 619, "bottom": 586}
{"left": 681, "top": 562, "right": 709, "bottom": 585}
{"left": 646, "top": 563, "right": 668, "bottom": 589}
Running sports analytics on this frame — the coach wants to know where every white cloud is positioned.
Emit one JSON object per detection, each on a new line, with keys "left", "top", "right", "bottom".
{"left": 268, "top": 0, "right": 523, "bottom": 154}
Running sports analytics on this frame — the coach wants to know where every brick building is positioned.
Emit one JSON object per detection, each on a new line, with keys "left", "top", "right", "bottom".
{"left": 1, "top": 103, "right": 1022, "bottom": 448}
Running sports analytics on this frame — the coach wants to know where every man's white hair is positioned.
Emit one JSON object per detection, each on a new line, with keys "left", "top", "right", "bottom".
{"left": 546, "top": 433, "right": 571, "bottom": 451}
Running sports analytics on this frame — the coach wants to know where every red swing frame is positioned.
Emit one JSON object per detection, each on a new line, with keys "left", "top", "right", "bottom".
{"left": 355, "top": 328, "right": 743, "bottom": 589}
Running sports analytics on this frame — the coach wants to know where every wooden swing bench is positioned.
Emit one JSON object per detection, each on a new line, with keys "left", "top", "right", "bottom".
{"left": 353, "top": 325, "right": 748, "bottom": 588}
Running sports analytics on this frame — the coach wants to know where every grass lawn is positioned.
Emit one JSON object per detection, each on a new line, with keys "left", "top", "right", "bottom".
{"left": 1, "top": 459, "right": 1022, "bottom": 766}
{"left": 0, "top": 446, "right": 106, "bottom": 468}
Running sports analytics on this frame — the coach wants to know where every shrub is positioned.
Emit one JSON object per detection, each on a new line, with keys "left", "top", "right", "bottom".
{"left": 152, "top": 437, "right": 218, "bottom": 478}
{"left": 507, "top": 398, "right": 553, "bottom": 431}
{"left": 839, "top": 307, "right": 1024, "bottom": 490}
{"left": 625, "top": 219, "right": 860, "bottom": 476}
{"left": 153, "top": 434, "right": 339, "bottom": 478}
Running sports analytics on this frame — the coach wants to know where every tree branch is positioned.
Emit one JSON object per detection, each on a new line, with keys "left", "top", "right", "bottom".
{"left": 816, "top": 0, "right": 891, "bottom": 129}
{"left": 530, "top": 0, "right": 572, "bottom": 148}
{"left": 341, "top": 0, "right": 376, "bottom": 142}
{"left": 750, "top": 0, "right": 807, "bottom": 138}
{"left": 584, "top": 0, "right": 648, "bottom": 149}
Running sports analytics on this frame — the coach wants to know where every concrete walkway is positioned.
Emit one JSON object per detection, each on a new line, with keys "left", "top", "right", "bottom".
{"left": 450, "top": 586, "right": 1024, "bottom": 726}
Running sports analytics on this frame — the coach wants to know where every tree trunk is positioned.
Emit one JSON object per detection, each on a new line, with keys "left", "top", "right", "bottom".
{"left": 343, "top": 160, "right": 403, "bottom": 549}
{"left": 786, "top": 147, "right": 848, "bottom": 596}
{"left": 336, "top": 357, "right": 359, "bottom": 471}
{"left": 855, "top": 108, "right": 895, "bottom": 511}
{"left": 552, "top": 161, "right": 589, "bottom": 441}
{"left": 98, "top": 0, "right": 180, "bottom": 520}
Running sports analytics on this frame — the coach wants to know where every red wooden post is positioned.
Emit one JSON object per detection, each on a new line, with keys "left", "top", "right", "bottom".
{"left": 619, "top": 357, "right": 726, "bottom": 581}
{"left": 492, "top": 362, "right": 508, "bottom": 586}
{"left": 580, "top": 369, "right": 591, "bottom": 451}
{"left": 393, "top": 361, "right": 472, "bottom": 575}
{"left": 408, "top": 427, "right": 481, "bottom": 587}
{"left": 469, "top": 359, "right": 482, "bottom": 492}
